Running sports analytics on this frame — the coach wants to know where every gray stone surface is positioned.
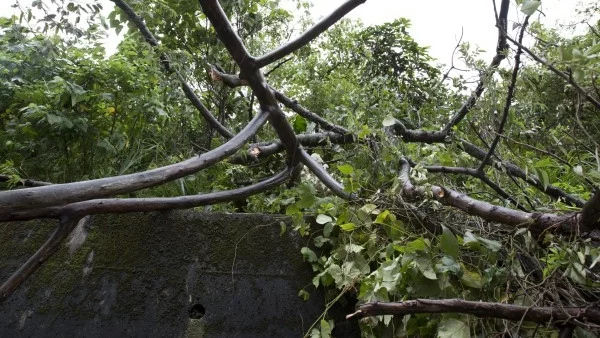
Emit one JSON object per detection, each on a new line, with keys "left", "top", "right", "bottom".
{"left": 0, "top": 211, "right": 324, "bottom": 337}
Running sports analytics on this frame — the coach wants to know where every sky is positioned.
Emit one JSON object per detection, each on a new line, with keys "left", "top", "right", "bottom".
{"left": 0, "top": 0, "right": 593, "bottom": 68}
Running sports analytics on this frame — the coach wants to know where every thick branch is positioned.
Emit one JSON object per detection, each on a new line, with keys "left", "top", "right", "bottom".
{"left": 347, "top": 299, "right": 600, "bottom": 326}
{"left": 199, "top": 0, "right": 299, "bottom": 161}
{"left": 299, "top": 149, "right": 354, "bottom": 200}
{"left": 0, "top": 110, "right": 269, "bottom": 216}
{"left": 0, "top": 167, "right": 295, "bottom": 302}
{"left": 423, "top": 165, "right": 527, "bottom": 211}
{"left": 399, "top": 158, "right": 579, "bottom": 236}
{"left": 230, "top": 132, "right": 356, "bottom": 164}
{"left": 0, "top": 217, "right": 81, "bottom": 303}
{"left": 111, "top": 0, "right": 233, "bottom": 138}
{"left": 255, "top": 0, "right": 366, "bottom": 68}
{"left": 392, "top": 119, "right": 448, "bottom": 143}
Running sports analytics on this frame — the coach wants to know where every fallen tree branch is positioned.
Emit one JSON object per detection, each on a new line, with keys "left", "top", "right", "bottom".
{"left": 254, "top": 0, "right": 366, "bottom": 68}
{"left": 229, "top": 132, "right": 356, "bottom": 164}
{"left": 460, "top": 140, "right": 585, "bottom": 207}
{"left": 0, "top": 217, "right": 82, "bottom": 303}
{"left": 299, "top": 149, "right": 355, "bottom": 200}
{"left": 0, "top": 165, "right": 297, "bottom": 302}
{"left": 210, "top": 66, "right": 350, "bottom": 135}
{"left": 423, "top": 165, "right": 528, "bottom": 211}
{"left": 346, "top": 299, "right": 600, "bottom": 326}
{"left": 399, "top": 158, "right": 582, "bottom": 236}
{"left": 0, "top": 110, "right": 269, "bottom": 215}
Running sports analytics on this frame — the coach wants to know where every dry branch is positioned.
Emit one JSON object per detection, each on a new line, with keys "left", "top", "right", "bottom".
{"left": 347, "top": 299, "right": 600, "bottom": 326}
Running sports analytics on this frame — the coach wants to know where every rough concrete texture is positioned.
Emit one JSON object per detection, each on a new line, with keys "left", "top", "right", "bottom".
{"left": 0, "top": 211, "right": 325, "bottom": 337}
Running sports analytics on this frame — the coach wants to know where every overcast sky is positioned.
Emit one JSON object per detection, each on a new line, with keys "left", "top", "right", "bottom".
{"left": 0, "top": 0, "right": 593, "bottom": 67}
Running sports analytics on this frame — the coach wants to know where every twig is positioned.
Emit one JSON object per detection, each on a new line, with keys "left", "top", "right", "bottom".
{"left": 478, "top": 15, "right": 530, "bottom": 172}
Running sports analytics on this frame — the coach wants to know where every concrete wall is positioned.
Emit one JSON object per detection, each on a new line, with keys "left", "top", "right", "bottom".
{"left": 0, "top": 211, "right": 325, "bottom": 337}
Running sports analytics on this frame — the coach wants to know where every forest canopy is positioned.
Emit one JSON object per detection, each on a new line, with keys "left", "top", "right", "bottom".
{"left": 1, "top": 0, "right": 600, "bottom": 336}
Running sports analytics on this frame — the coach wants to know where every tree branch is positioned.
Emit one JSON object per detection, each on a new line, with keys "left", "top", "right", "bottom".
{"left": 346, "top": 299, "right": 600, "bottom": 326}
{"left": 0, "top": 110, "right": 269, "bottom": 216}
{"left": 399, "top": 158, "right": 581, "bottom": 236}
{"left": 254, "top": 0, "right": 366, "bottom": 68}
{"left": 0, "top": 166, "right": 297, "bottom": 302}
{"left": 111, "top": 0, "right": 234, "bottom": 138}
{"left": 0, "top": 175, "right": 52, "bottom": 187}
{"left": 440, "top": 0, "right": 510, "bottom": 134}
{"left": 461, "top": 140, "right": 585, "bottom": 207}
{"left": 299, "top": 149, "right": 354, "bottom": 200}
{"left": 423, "top": 165, "right": 528, "bottom": 211}
{"left": 210, "top": 66, "right": 350, "bottom": 135}
{"left": 0, "top": 217, "right": 82, "bottom": 303}
{"left": 478, "top": 15, "right": 530, "bottom": 171}
{"left": 505, "top": 35, "right": 600, "bottom": 111}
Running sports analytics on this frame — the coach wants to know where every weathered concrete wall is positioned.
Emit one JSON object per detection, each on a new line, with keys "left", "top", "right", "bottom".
{"left": 0, "top": 211, "right": 324, "bottom": 337}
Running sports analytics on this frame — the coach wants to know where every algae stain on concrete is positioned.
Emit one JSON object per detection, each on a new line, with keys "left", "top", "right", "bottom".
{"left": 1, "top": 211, "right": 324, "bottom": 337}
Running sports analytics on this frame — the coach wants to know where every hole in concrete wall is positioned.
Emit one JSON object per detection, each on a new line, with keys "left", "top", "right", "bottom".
{"left": 188, "top": 303, "right": 205, "bottom": 319}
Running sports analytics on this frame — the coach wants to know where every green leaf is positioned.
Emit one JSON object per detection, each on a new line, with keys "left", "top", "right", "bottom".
{"left": 340, "top": 222, "right": 356, "bottom": 231}
{"left": 279, "top": 221, "right": 287, "bottom": 236}
{"left": 520, "top": 0, "right": 541, "bottom": 15}
{"left": 460, "top": 264, "right": 483, "bottom": 288}
{"left": 360, "top": 203, "right": 379, "bottom": 214}
{"left": 301, "top": 247, "right": 318, "bottom": 262}
{"left": 337, "top": 164, "right": 354, "bottom": 175}
{"left": 414, "top": 254, "right": 437, "bottom": 280}
{"left": 320, "top": 319, "right": 332, "bottom": 338}
{"left": 298, "top": 289, "right": 310, "bottom": 301}
{"left": 316, "top": 214, "right": 333, "bottom": 224}
{"left": 292, "top": 115, "right": 307, "bottom": 133}
{"left": 437, "top": 317, "right": 470, "bottom": 338}
{"left": 439, "top": 225, "right": 459, "bottom": 258}
{"left": 382, "top": 114, "right": 396, "bottom": 127}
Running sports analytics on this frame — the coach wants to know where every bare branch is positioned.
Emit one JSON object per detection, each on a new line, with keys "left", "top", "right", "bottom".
{"left": 440, "top": 0, "right": 510, "bottom": 133}
{"left": 255, "top": 0, "right": 366, "bottom": 68}
{"left": 505, "top": 35, "right": 600, "bottom": 111}
{"left": 461, "top": 140, "right": 585, "bottom": 207}
{"left": 399, "top": 158, "right": 580, "bottom": 236}
{"left": 230, "top": 132, "right": 356, "bottom": 164}
{"left": 347, "top": 299, "right": 600, "bottom": 326}
{"left": 478, "top": 15, "right": 530, "bottom": 171}
{"left": 111, "top": 0, "right": 233, "bottom": 139}
{"left": 0, "top": 110, "right": 269, "bottom": 216}
{"left": 199, "top": 0, "right": 300, "bottom": 161}
{"left": 210, "top": 66, "right": 350, "bottom": 135}
{"left": 423, "top": 165, "right": 528, "bottom": 211}
{"left": 299, "top": 149, "right": 354, "bottom": 200}
{"left": 0, "top": 217, "right": 82, "bottom": 303}
{"left": 272, "top": 89, "right": 350, "bottom": 135}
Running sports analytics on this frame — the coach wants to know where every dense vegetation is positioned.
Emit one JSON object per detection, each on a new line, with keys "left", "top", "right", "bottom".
{"left": 1, "top": 0, "right": 600, "bottom": 336}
